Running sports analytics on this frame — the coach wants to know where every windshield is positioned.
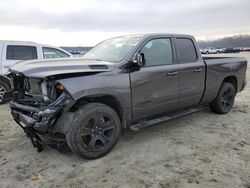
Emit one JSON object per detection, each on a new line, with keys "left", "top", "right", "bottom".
{"left": 83, "top": 36, "right": 143, "bottom": 62}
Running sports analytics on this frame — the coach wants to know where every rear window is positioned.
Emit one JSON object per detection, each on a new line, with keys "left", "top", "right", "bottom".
{"left": 6, "top": 45, "right": 38, "bottom": 60}
{"left": 175, "top": 38, "right": 197, "bottom": 63}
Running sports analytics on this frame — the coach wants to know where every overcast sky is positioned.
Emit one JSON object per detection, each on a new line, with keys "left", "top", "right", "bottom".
{"left": 0, "top": 0, "right": 250, "bottom": 46}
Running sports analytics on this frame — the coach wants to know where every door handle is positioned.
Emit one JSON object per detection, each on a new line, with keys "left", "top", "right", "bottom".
{"left": 193, "top": 68, "right": 203, "bottom": 72}
{"left": 167, "top": 71, "right": 178, "bottom": 76}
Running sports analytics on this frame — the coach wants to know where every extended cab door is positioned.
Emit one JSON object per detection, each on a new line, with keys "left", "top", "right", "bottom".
{"left": 174, "top": 37, "right": 206, "bottom": 108}
{"left": 1, "top": 43, "right": 39, "bottom": 75}
{"left": 130, "top": 38, "right": 180, "bottom": 119}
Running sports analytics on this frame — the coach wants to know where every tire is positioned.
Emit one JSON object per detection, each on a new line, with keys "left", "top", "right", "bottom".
{"left": 210, "top": 82, "right": 236, "bottom": 114}
{"left": 0, "top": 80, "right": 10, "bottom": 105}
{"left": 66, "top": 103, "right": 121, "bottom": 159}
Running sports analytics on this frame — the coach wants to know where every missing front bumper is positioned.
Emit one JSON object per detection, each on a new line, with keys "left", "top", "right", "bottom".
{"left": 10, "top": 101, "right": 62, "bottom": 152}
{"left": 10, "top": 101, "right": 60, "bottom": 132}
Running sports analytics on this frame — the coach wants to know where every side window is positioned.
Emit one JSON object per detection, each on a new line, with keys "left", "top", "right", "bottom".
{"left": 43, "top": 47, "right": 70, "bottom": 59}
{"left": 140, "top": 38, "right": 173, "bottom": 66}
{"left": 175, "top": 38, "right": 197, "bottom": 63}
{"left": 6, "top": 45, "right": 38, "bottom": 60}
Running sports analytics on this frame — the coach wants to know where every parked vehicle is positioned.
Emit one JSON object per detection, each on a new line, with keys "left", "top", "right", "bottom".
{"left": 233, "top": 48, "right": 241, "bottom": 53}
{"left": 8, "top": 34, "right": 247, "bottom": 159}
{"left": 224, "top": 48, "right": 240, "bottom": 53}
{"left": 0, "top": 40, "right": 73, "bottom": 104}
{"left": 218, "top": 48, "right": 228, "bottom": 53}
{"left": 204, "top": 47, "right": 220, "bottom": 54}
{"left": 239, "top": 48, "right": 246, "bottom": 52}
{"left": 200, "top": 48, "right": 205, "bottom": 54}
{"left": 69, "top": 51, "right": 81, "bottom": 55}
{"left": 217, "top": 48, "right": 225, "bottom": 53}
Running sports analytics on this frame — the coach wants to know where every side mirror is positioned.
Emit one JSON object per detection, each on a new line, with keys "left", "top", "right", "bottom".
{"left": 132, "top": 53, "right": 145, "bottom": 67}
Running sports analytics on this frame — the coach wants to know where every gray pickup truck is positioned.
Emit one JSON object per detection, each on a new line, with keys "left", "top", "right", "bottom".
{"left": 8, "top": 34, "right": 247, "bottom": 159}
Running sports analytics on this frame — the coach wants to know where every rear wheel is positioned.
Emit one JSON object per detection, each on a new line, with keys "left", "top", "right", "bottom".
{"left": 210, "top": 82, "right": 235, "bottom": 114}
{"left": 66, "top": 103, "right": 121, "bottom": 159}
{"left": 0, "top": 80, "right": 10, "bottom": 105}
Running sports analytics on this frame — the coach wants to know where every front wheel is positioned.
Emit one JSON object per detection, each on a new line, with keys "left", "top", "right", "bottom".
{"left": 66, "top": 103, "right": 121, "bottom": 159}
{"left": 210, "top": 82, "right": 236, "bottom": 114}
{"left": 0, "top": 80, "right": 10, "bottom": 105}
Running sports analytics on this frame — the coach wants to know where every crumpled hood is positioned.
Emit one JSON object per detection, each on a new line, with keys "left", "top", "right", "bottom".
{"left": 9, "top": 58, "right": 116, "bottom": 78}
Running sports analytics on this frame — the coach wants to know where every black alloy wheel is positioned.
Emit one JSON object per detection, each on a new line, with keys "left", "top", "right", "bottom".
{"left": 220, "top": 87, "right": 234, "bottom": 112}
{"left": 210, "top": 82, "right": 235, "bottom": 114}
{"left": 66, "top": 103, "right": 121, "bottom": 159}
{"left": 80, "top": 113, "right": 116, "bottom": 152}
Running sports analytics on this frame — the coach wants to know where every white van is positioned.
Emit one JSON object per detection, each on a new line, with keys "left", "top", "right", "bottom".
{"left": 0, "top": 40, "right": 73, "bottom": 104}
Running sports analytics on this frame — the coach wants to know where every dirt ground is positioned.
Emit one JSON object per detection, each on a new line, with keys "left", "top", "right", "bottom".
{"left": 0, "top": 53, "right": 250, "bottom": 188}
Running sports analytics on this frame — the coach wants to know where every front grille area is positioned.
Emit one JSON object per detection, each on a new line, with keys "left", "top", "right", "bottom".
{"left": 12, "top": 75, "right": 42, "bottom": 96}
{"left": 11, "top": 74, "right": 25, "bottom": 92}
{"left": 10, "top": 73, "right": 68, "bottom": 107}
{"left": 26, "top": 78, "right": 42, "bottom": 96}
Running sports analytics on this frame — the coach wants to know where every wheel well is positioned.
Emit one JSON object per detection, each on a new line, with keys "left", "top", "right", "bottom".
{"left": 0, "top": 76, "right": 11, "bottom": 87}
{"left": 223, "top": 76, "right": 237, "bottom": 92}
{"left": 70, "top": 95, "right": 123, "bottom": 124}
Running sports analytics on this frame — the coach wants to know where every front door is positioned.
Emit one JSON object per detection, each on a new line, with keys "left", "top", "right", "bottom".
{"left": 130, "top": 38, "right": 180, "bottom": 119}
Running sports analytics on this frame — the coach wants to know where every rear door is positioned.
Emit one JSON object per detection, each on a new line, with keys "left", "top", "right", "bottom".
{"left": 174, "top": 37, "right": 206, "bottom": 108}
{"left": 130, "top": 37, "right": 180, "bottom": 119}
{"left": 2, "top": 43, "right": 38, "bottom": 75}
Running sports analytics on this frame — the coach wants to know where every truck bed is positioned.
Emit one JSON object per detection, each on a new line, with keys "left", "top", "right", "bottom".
{"left": 201, "top": 56, "right": 247, "bottom": 104}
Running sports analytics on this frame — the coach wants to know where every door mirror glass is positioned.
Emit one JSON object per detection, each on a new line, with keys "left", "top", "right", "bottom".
{"left": 133, "top": 53, "right": 145, "bottom": 66}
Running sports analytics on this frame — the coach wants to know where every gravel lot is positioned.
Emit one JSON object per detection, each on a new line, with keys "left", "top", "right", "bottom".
{"left": 0, "top": 53, "right": 250, "bottom": 188}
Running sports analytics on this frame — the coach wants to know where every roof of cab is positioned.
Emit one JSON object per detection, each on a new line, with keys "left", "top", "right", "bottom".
{"left": 116, "top": 33, "right": 194, "bottom": 38}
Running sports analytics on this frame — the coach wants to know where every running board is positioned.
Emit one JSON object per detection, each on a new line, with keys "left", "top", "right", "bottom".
{"left": 130, "top": 106, "right": 204, "bottom": 131}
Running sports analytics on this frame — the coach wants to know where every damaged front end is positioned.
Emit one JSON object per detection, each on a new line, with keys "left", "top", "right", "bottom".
{"left": 9, "top": 72, "right": 75, "bottom": 152}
